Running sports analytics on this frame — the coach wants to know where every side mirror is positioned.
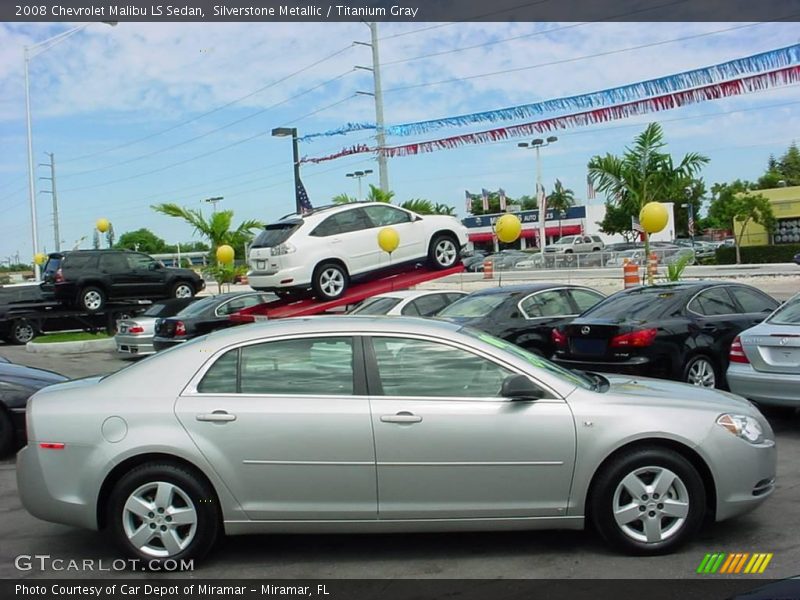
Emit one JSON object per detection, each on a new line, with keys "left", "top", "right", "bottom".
{"left": 501, "top": 374, "right": 546, "bottom": 401}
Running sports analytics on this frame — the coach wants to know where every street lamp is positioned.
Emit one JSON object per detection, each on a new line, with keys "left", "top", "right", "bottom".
{"left": 25, "top": 22, "right": 116, "bottom": 280}
{"left": 346, "top": 169, "right": 373, "bottom": 201}
{"left": 272, "top": 127, "right": 302, "bottom": 214}
{"left": 204, "top": 196, "right": 224, "bottom": 213}
{"left": 518, "top": 136, "right": 558, "bottom": 258}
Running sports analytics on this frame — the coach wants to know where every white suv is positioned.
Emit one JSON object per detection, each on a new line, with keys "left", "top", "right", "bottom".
{"left": 544, "top": 235, "right": 604, "bottom": 254}
{"left": 247, "top": 203, "right": 469, "bottom": 300}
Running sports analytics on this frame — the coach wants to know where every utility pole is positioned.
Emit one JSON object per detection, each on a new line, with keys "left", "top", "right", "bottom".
{"left": 39, "top": 152, "right": 60, "bottom": 251}
{"left": 355, "top": 22, "right": 389, "bottom": 193}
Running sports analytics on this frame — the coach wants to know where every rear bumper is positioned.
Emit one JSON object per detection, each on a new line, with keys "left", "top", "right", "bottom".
{"left": 247, "top": 264, "right": 311, "bottom": 290}
{"left": 552, "top": 355, "right": 656, "bottom": 377}
{"left": 727, "top": 364, "right": 800, "bottom": 407}
{"left": 152, "top": 337, "right": 187, "bottom": 352}
{"left": 115, "top": 334, "right": 155, "bottom": 356}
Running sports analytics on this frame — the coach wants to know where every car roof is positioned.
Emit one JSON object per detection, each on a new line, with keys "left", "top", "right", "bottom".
{"left": 276, "top": 201, "right": 410, "bottom": 224}
{"left": 469, "top": 283, "right": 589, "bottom": 296}
{"left": 370, "top": 289, "right": 467, "bottom": 300}
{"left": 621, "top": 280, "right": 756, "bottom": 294}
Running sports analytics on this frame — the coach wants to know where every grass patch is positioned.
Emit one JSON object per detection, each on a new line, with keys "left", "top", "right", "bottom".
{"left": 32, "top": 331, "right": 111, "bottom": 344}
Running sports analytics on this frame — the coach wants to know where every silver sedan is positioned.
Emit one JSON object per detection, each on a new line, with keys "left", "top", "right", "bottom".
{"left": 728, "top": 293, "right": 800, "bottom": 407}
{"left": 18, "top": 317, "right": 775, "bottom": 565}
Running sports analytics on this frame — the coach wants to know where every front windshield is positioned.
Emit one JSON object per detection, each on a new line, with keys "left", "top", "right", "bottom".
{"left": 768, "top": 294, "right": 800, "bottom": 325}
{"left": 461, "top": 327, "right": 594, "bottom": 390}
{"left": 438, "top": 294, "right": 508, "bottom": 318}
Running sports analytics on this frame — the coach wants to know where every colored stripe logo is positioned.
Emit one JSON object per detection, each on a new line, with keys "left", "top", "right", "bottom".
{"left": 697, "top": 553, "right": 773, "bottom": 574}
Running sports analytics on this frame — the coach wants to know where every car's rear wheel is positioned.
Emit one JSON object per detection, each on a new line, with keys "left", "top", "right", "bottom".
{"left": 0, "top": 410, "right": 15, "bottom": 458}
{"left": 78, "top": 286, "right": 106, "bottom": 312}
{"left": 8, "top": 319, "right": 35, "bottom": 345}
{"left": 108, "top": 462, "right": 220, "bottom": 566}
{"left": 428, "top": 234, "right": 459, "bottom": 269}
{"left": 590, "top": 447, "right": 705, "bottom": 555}
{"left": 683, "top": 355, "right": 718, "bottom": 388}
{"left": 171, "top": 281, "right": 195, "bottom": 299}
{"left": 312, "top": 262, "right": 348, "bottom": 301}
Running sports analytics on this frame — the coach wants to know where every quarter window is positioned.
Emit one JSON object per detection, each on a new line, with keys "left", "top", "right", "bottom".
{"left": 197, "top": 349, "right": 239, "bottom": 393}
{"left": 371, "top": 337, "right": 514, "bottom": 398}
{"left": 215, "top": 295, "right": 267, "bottom": 316}
{"left": 728, "top": 286, "right": 778, "bottom": 314}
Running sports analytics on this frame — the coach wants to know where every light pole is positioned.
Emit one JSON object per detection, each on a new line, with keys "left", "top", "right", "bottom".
{"left": 681, "top": 186, "right": 696, "bottom": 251}
{"left": 346, "top": 169, "right": 373, "bottom": 201}
{"left": 518, "top": 136, "right": 558, "bottom": 258}
{"left": 272, "top": 127, "right": 301, "bottom": 214}
{"left": 204, "top": 196, "right": 224, "bottom": 213}
{"left": 24, "top": 22, "right": 116, "bottom": 280}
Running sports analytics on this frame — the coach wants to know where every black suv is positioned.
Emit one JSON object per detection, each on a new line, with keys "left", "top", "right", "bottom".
{"left": 40, "top": 250, "right": 205, "bottom": 312}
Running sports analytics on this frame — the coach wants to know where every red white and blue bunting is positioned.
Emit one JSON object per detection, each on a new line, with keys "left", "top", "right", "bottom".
{"left": 300, "top": 65, "right": 800, "bottom": 164}
{"left": 299, "top": 44, "right": 800, "bottom": 142}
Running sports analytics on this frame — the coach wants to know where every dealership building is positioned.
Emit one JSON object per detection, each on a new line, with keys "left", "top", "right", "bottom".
{"left": 734, "top": 185, "right": 800, "bottom": 247}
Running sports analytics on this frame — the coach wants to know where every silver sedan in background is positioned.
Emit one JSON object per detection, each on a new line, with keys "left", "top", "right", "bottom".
{"left": 18, "top": 317, "right": 775, "bottom": 565}
{"left": 728, "top": 293, "right": 800, "bottom": 407}
{"left": 115, "top": 297, "right": 199, "bottom": 357}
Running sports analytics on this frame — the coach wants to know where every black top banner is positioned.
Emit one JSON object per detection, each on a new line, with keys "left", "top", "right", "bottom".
{"left": 4, "top": 0, "right": 800, "bottom": 22}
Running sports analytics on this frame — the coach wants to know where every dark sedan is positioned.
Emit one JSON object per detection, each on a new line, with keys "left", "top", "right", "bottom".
{"left": 436, "top": 284, "right": 605, "bottom": 356}
{"left": 551, "top": 281, "right": 779, "bottom": 389}
{"left": 0, "top": 361, "right": 67, "bottom": 456}
{"left": 794, "top": 252, "right": 800, "bottom": 265}
{"left": 153, "top": 291, "right": 273, "bottom": 351}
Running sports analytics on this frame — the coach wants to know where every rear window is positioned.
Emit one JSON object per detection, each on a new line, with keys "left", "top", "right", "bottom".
{"left": 349, "top": 296, "right": 403, "bottom": 315}
{"left": 43, "top": 256, "right": 62, "bottom": 276}
{"left": 582, "top": 288, "right": 685, "bottom": 321}
{"left": 251, "top": 221, "right": 302, "bottom": 248}
{"left": 768, "top": 295, "right": 800, "bottom": 325}
{"left": 438, "top": 293, "right": 509, "bottom": 318}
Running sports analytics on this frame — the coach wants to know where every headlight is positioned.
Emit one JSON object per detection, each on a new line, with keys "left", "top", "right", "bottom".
{"left": 716, "top": 414, "right": 765, "bottom": 444}
{"left": 271, "top": 243, "right": 296, "bottom": 256}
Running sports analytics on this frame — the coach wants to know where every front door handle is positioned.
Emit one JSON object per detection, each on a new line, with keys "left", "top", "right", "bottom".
{"left": 196, "top": 411, "right": 237, "bottom": 423}
{"left": 380, "top": 412, "right": 423, "bottom": 424}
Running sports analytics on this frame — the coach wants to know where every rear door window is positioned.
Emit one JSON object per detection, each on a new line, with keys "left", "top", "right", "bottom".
{"left": 312, "top": 209, "right": 371, "bottom": 236}
{"left": 688, "top": 287, "right": 739, "bottom": 316}
{"left": 99, "top": 254, "right": 128, "bottom": 273}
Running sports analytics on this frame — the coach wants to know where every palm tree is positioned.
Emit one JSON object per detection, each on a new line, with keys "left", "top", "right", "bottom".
{"left": 400, "top": 199, "right": 435, "bottom": 214}
{"left": 587, "top": 123, "right": 709, "bottom": 283}
{"left": 332, "top": 193, "right": 357, "bottom": 204}
{"left": 365, "top": 184, "right": 394, "bottom": 203}
{"left": 546, "top": 179, "right": 575, "bottom": 238}
{"left": 433, "top": 203, "right": 455, "bottom": 215}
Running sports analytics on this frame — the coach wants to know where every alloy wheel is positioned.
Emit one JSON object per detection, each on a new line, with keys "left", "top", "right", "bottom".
{"left": 122, "top": 481, "right": 198, "bottom": 558}
{"left": 687, "top": 358, "right": 716, "bottom": 388}
{"left": 612, "top": 466, "right": 690, "bottom": 544}
{"left": 13, "top": 323, "right": 34, "bottom": 344}
{"left": 83, "top": 290, "right": 103, "bottom": 311}
{"left": 174, "top": 284, "right": 193, "bottom": 298}
{"left": 320, "top": 268, "right": 345, "bottom": 298}
{"left": 435, "top": 239, "right": 457, "bottom": 267}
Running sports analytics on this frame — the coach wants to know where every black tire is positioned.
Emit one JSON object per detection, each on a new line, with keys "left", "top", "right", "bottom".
{"left": 312, "top": 262, "right": 348, "bottom": 301}
{"left": 170, "top": 281, "right": 196, "bottom": 300}
{"left": 77, "top": 286, "right": 106, "bottom": 312}
{"left": 428, "top": 234, "right": 460, "bottom": 270}
{"left": 8, "top": 319, "right": 36, "bottom": 345}
{"left": 682, "top": 354, "right": 719, "bottom": 389}
{"left": 108, "top": 462, "right": 220, "bottom": 566}
{"left": 590, "top": 447, "right": 706, "bottom": 555}
{"left": 0, "top": 410, "right": 15, "bottom": 458}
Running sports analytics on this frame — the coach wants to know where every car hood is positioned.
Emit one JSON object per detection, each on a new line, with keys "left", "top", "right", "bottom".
{"left": 600, "top": 373, "right": 754, "bottom": 412}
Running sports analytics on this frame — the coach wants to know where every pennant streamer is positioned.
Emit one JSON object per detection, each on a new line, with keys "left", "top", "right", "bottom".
{"left": 301, "top": 65, "right": 800, "bottom": 164}
{"left": 299, "top": 44, "right": 800, "bottom": 141}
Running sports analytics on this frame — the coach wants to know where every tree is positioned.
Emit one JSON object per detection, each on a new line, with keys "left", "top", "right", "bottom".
{"left": 116, "top": 229, "right": 169, "bottom": 254}
{"left": 598, "top": 198, "right": 640, "bottom": 242}
{"left": 433, "top": 203, "right": 455, "bottom": 215}
{"left": 365, "top": 184, "right": 394, "bottom": 203}
{"left": 106, "top": 223, "right": 115, "bottom": 248}
{"left": 703, "top": 180, "right": 754, "bottom": 231}
{"left": 731, "top": 192, "right": 775, "bottom": 264}
{"left": 756, "top": 142, "right": 800, "bottom": 188}
{"left": 332, "top": 193, "right": 357, "bottom": 204}
{"left": 587, "top": 123, "right": 709, "bottom": 282}
{"left": 400, "top": 199, "right": 434, "bottom": 214}
{"left": 546, "top": 179, "right": 575, "bottom": 237}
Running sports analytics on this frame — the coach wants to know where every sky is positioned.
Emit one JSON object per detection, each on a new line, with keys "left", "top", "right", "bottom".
{"left": 0, "top": 20, "right": 798, "bottom": 261}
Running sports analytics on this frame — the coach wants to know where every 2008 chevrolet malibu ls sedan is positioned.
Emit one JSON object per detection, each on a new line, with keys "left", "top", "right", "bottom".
{"left": 17, "top": 317, "right": 775, "bottom": 565}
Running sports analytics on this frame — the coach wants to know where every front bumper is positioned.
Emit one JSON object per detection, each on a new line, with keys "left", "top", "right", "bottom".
{"left": 727, "top": 364, "right": 800, "bottom": 407}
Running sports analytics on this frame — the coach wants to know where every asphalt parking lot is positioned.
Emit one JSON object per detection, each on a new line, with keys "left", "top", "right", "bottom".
{"left": 0, "top": 344, "right": 798, "bottom": 580}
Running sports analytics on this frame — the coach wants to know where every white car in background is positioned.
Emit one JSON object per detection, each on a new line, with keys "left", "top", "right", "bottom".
{"left": 248, "top": 203, "right": 469, "bottom": 301}
{"left": 348, "top": 289, "right": 468, "bottom": 317}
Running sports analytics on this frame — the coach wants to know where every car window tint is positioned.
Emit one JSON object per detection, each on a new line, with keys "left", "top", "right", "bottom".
{"left": 43, "top": 256, "right": 62, "bottom": 275}
{"left": 584, "top": 288, "right": 683, "bottom": 321}
{"left": 99, "top": 254, "right": 128, "bottom": 273}
{"left": 128, "top": 254, "right": 156, "bottom": 270}
{"left": 569, "top": 289, "right": 604, "bottom": 313}
{"left": 64, "top": 254, "right": 97, "bottom": 270}
{"left": 216, "top": 295, "right": 264, "bottom": 316}
{"left": 372, "top": 337, "right": 514, "bottom": 398}
{"left": 400, "top": 300, "right": 420, "bottom": 316}
{"left": 522, "top": 290, "right": 574, "bottom": 318}
{"left": 197, "top": 348, "right": 239, "bottom": 393}
{"left": 363, "top": 205, "right": 412, "bottom": 227}
{"left": 349, "top": 297, "right": 402, "bottom": 315}
{"left": 314, "top": 208, "right": 370, "bottom": 236}
{"left": 403, "top": 294, "right": 447, "bottom": 317}
{"left": 239, "top": 337, "right": 354, "bottom": 395}
{"left": 688, "top": 288, "right": 739, "bottom": 316}
{"left": 445, "top": 293, "right": 466, "bottom": 305}
{"left": 438, "top": 293, "right": 508, "bottom": 318}
{"left": 729, "top": 286, "right": 778, "bottom": 313}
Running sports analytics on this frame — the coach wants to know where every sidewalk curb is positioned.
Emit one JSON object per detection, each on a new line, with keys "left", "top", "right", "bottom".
{"left": 26, "top": 338, "right": 116, "bottom": 354}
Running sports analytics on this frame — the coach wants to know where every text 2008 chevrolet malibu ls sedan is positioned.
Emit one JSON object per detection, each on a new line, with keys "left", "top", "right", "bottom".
{"left": 17, "top": 317, "right": 775, "bottom": 565}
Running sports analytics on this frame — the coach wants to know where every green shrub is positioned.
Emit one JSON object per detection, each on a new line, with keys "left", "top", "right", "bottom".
{"left": 716, "top": 243, "right": 800, "bottom": 264}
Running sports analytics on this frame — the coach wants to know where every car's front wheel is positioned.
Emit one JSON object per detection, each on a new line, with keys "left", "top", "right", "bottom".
{"left": 78, "top": 286, "right": 106, "bottom": 312}
{"left": 171, "top": 281, "right": 195, "bottom": 299}
{"left": 312, "top": 262, "right": 348, "bottom": 301}
{"left": 108, "top": 462, "right": 220, "bottom": 566}
{"left": 590, "top": 447, "right": 705, "bottom": 555}
{"left": 428, "top": 234, "right": 459, "bottom": 269}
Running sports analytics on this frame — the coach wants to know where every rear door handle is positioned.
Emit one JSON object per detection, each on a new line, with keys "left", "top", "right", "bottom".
{"left": 380, "top": 412, "right": 423, "bottom": 424}
{"left": 196, "top": 411, "right": 236, "bottom": 423}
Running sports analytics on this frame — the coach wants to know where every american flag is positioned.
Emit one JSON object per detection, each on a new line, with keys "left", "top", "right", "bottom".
{"left": 297, "top": 177, "right": 313, "bottom": 214}
{"left": 587, "top": 175, "right": 596, "bottom": 200}
{"left": 465, "top": 190, "right": 472, "bottom": 213}
{"left": 499, "top": 188, "right": 507, "bottom": 212}
{"left": 481, "top": 188, "right": 490, "bottom": 212}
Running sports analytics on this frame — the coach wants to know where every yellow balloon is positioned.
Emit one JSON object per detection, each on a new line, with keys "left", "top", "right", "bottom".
{"left": 378, "top": 227, "right": 400, "bottom": 254}
{"left": 216, "top": 244, "right": 235, "bottom": 264}
{"left": 495, "top": 213, "right": 522, "bottom": 243}
{"left": 33, "top": 252, "right": 47, "bottom": 266}
{"left": 639, "top": 202, "right": 669, "bottom": 234}
{"left": 96, "top": 218, "right": 110, "bottom": 233}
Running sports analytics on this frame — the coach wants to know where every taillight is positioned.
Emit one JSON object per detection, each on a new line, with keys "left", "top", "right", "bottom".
{"left": 729, "top": 336, "right": 750, "bottom": 364}
{"left": 610, "top": 328, "right": 658, "bottom": 348}
{"left": 175, "top": 321, "right": 186, "bottom": 336}
{"left": 54, "top": 268, "right": 64, "bottom": 283}
{"left": 551, "top": 328, "right": 567, "bottom": 347}
{"left": 39, "top": 442, "right": 65, "bottom": 450}
{"left": 128, "top": 325, "right": 144, "bottom": 334}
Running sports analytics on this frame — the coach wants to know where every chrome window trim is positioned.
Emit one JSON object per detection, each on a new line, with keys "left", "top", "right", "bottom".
{"left": 686, "top": 284, "right": 743, "bottom": 317}
{"left": 213, "top": 293, "right": 265, "bottom": 318}
{"left": 516, "top": 286, "right": 602, "bottom": 320}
